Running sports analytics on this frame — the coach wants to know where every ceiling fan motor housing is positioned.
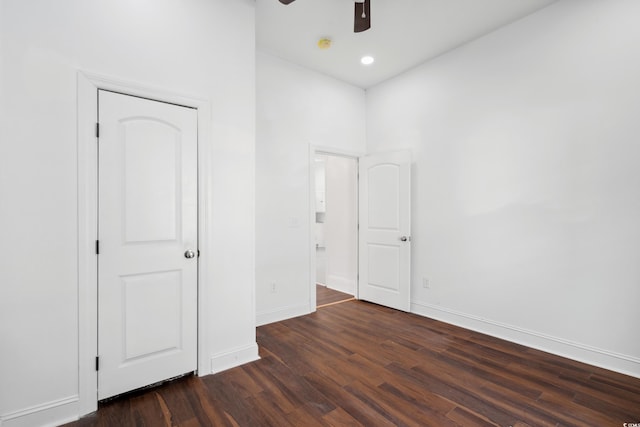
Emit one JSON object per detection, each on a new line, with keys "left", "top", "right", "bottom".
{"left": 277, "top": 0, "right": 371, "bottom": 33}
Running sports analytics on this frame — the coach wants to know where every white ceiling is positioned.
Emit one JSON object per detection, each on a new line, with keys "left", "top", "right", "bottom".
{"left": 256, "top": 0, "right": 557, "bottom": 88}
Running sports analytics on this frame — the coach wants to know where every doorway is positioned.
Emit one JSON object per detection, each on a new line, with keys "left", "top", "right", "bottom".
{"left": 78, "top": 72, "right": 212, "bottom": 415}
{"left": 313, "top": 153, "right": 358, "bottom": 308}
{"left": 308, "top": 148, "right": 412, "bottom": 313}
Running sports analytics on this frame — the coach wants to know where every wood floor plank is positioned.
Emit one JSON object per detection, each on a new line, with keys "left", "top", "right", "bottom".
{"left": 377, "top": 379, "right": 458, "bottom": 421}
{"left": 187, "top": 377, "right": 237, "bottom": 427}
{"left": 129, "top": 392, "right": 170, "bottom": 426}
{"left": 561, "top": 372, "right": 640, "bottom": 408}
{"left": 321, "top": 407, "right": 364, "bottom": 427}
{"left": 239, "top": 360, "right": 298, "bottom": 415}
{"left": 201, "top": 374, "right": 264, "bottom": 426}
{"left": 535, "top": 391, "right": 615, "bottom": 427}
{"left": 385, "top": 362, "right": 519, "bottom": 426}
{"left": 259, "top": 356, "right": 337, "bottom": 416}
{"left": 285, "top": 402, "right": 331, "bottom": 427}
{"left": 65, "top": 300, "right": 640, "bottom": 427}
{"left": 446, "top": 406, "right": 499, "bottom": 427}
{"left": 303, "top": 371, "right": 397, "bottom": 427}
{"left": 476, "top": 382, "right": 583, "bottom": 427}
{"left": 430, "top": 345, "right": 544, "bottom": 401}
{"left": 572, "top": 391, "right": 640, "bottom": 421}
{"left": 343, "top": 380, "right": 422, "bottom": 427}
{"left": 242, "top": 392, "right": 297, "bottom": 427}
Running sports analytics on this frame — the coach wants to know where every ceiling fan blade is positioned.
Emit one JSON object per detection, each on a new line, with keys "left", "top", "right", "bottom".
{"left": 279, "top": 0, "right": 296, "bottom": 4}
{"left": 354, "top": 0, "right": 371, "bottom": 33}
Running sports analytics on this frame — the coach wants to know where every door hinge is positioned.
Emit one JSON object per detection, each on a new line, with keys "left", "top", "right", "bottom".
{"left": 96, "top": 240, "right": 100, "bottom": 255}
{"left": 95, "top": 356, "right": 99, "bottom": 371}
{"left": 95, "top": 123, "right": 100, "bottom": 138}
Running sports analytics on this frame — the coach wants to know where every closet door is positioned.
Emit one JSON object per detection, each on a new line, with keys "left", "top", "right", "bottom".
{"left": 97, "top": 90, "right": 198, "bottom": 399}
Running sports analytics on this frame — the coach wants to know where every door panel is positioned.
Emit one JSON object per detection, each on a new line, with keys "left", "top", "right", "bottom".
{"left": 123, "top": 119, "right": 180, "bottom": 243}
{"left": 367, "top": 244, "right": 400, "bottom": 291}
{"left": 359, "top": 151, "right": 411, "bottom": 311}
{"left": 122, "top": 270, "right": 182, "bottom": 362}
{"left": 368, "top": 164, "right": 400, "bottom": 230}
{"left": 98, "top": 90, "right": 198, "bottom": 400}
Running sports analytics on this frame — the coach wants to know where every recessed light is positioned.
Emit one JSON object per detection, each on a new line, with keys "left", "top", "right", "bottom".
{"left": 361, "top": 55, "right": 374, "bottom": 65}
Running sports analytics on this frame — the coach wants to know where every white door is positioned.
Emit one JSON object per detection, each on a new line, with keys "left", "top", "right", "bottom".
{"left": 358, "top": 151, "right": 411, "bottom": 311}
{"left": 97, "top": 90, "right": 198, "bottom": 399}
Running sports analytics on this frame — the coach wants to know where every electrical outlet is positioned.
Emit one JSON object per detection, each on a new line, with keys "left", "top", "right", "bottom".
{"left": 270, "top": 281, "right": 277, "bottom": 293}
{"left": 422, "top": 277, "right": 430, "bottom": 289}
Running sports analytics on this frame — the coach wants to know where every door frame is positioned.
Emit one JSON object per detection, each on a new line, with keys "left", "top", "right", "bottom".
{"left": 308, "top": 145, "right": 364, "bottom": 312}
{"left": 77, "top": 71, "right": 212, "bottom": 415}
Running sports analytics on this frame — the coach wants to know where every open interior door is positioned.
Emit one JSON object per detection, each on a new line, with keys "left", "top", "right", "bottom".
{"left": 358, "top": 150, "right": 411, "bottom": 311}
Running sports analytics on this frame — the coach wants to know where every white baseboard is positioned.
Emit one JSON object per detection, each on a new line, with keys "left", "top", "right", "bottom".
{"left": 411, "top": 301, "right": 640, "bottom": 379}
{"left": 326, "top": 275, "right": 356, "bottom": 296}
{"left": 0, "top": 395, "right": 79, "bottom": 427}
{"left": 209, "top": 342, "right": 260, "bottom": 374}
{"left": 0, "top": 343, "right": 261, "bottom": 427}
{"left": 256, "top": 303, "right": 310, "bottom": 327}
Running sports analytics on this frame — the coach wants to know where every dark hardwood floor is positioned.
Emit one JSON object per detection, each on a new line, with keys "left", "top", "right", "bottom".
{"left": 67, "top": 300, "right": 640, "bottom": 426}
{"left": 316, "top": 284, "right": 354, "bottom": 307}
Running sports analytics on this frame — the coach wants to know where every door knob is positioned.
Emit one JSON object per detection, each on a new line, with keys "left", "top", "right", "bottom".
{"left": 400, "top": 236, "right": 411, "bottom": 242}
{"left": 184, "top": 250, "right": 196, "bottom": 259}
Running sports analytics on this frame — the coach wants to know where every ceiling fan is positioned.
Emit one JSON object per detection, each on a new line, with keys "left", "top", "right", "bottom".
{"left": 278, "top": 0, "right": 371, "bottom": 33}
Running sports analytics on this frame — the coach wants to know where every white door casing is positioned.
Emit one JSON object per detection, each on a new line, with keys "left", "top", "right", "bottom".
{"left": 358, "top": 150, "right": 411, "bottom": 311}
{"left": 97, "top": 90, "right": 198, "bottom": 399}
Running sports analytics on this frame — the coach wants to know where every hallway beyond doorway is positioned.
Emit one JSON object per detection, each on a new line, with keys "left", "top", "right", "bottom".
{"left": 316, "top": 284, "right": 354, "bottom": 308}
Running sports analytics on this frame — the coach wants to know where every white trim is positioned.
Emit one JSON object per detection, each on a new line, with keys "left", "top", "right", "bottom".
{"left": 77, "top": 71, "right": 213, "bottom": 417}
{"left": 210, "top": 343, "right": 260, "bottom": 374}
{"left": 411, "top": 301, "right": 640, "bottom": 379}
{"left": 0, "top": 396, "right": 78, "bottom": 427}
{"left": 77, "top": 73, "right": 99, "bottom": 416}
{"left": 308, "top": 144, "right": 317, "bottom": 312}
{"left": 256, "top": 303, "right": 311, "bottom": 326}
{"left": 309, "top": 144, "right": 364, "bottom": 312}
{"left": 313, "top": 145, "right": 365, "bottom": 159}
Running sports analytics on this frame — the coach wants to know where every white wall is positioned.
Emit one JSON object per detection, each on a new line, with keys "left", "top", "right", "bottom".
{"left": 256, "top": 52, "right": 365, "bottom": 325}
{"left": 367, "top": 0, "right": 640, "bottom": 377}
{"left": 0, "top": 0, "right": 257, "bottom": 425}
{"left": 325, "top": 155, "right": 358, "bottom": 295}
